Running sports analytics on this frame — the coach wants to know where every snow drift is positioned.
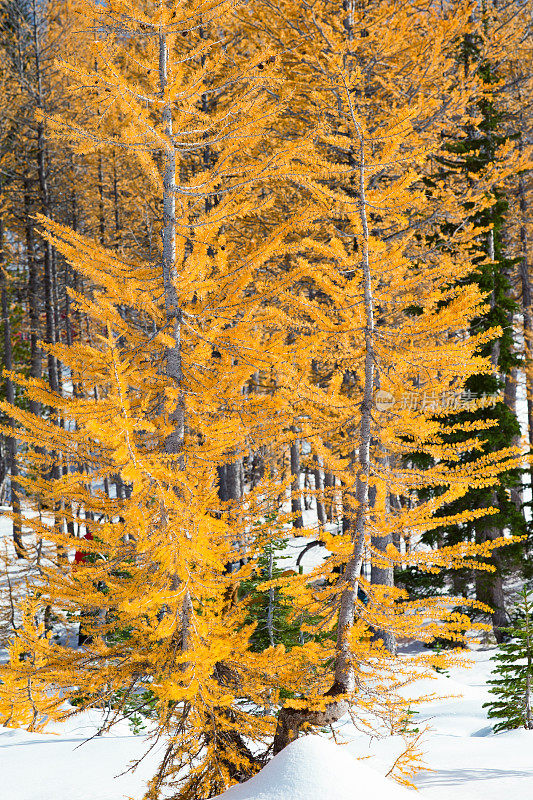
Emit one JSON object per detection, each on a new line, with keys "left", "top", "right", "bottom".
{"left": 214, "top": 735, "right": 416, "bottom": 800}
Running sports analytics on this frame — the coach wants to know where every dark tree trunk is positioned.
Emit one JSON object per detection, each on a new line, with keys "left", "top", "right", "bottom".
{"left": 369, "top": 485, "right": 396, "bottom": 654}
{"left": 218, "top": 455, "right": 244, "bottom": 573}
{"left": 0, "top": 217, "right": 25, "bottom": 558}
{"left": 475, "top": 495, "right": 509, "bottom": 643}
{"left": 313, "top": 455, "right": 327, "bottom": 525}
{"left": 504, "top": 368, "right": 523, "bottom": 510}
{"left": 365, "top": 460, "right": 396, "bottom": 653}
{"left": 290, "top": 435, "right": 303, "bottom": 530}
{"left": 518, "top": 166, "right": 533, "bottom": 494}
{"left": 324, "top": 471, "right": 335, "bottom": 521}
{"left": 113, "top": 151, "right": 120, "bottom": 238}
{"left": 23, "top": 179, "right": 41, "bottom": 418}
{"left": 251, "top": 446, "right": 265, "bottom": 489}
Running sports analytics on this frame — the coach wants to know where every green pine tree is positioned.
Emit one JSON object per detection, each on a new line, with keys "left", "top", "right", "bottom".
{"left": 242, "top": 513, "right": 303, "bottom": 653}
{"left": 397, "top": 35, "right": 528, "bottom": 643}
{"left": 483, "top": 587, "right": 533, "bottom": 732}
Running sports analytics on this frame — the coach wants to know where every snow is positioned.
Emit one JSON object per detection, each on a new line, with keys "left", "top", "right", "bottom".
{"left": 341, "top": 646, "right": 533, "bottom": 800}
{"left": 1, "top": 648, "right": 533, "bottom": 799}
{"left": 0, "top": 711, "right": 163, "bottom": 800}
{"left": 2, "top": 508, "right": 533, "bottom": 800}
{"left": 214, "top": 735, "right": 415, "bottom": 800}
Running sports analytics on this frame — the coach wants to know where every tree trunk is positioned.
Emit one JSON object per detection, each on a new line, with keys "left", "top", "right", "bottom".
{"left": 324, "top": 470, "right": 335, "bottom": 521}
{"left": 31, "top": 0, "right": 58, "bottom": 395}
{"left": 158, "top": 28, "right": 190, "bottom": 651}
{"left": 112, "top": 151, "right": 120, "bottom": 239}
{"left": 475, "top": 493, "right": 509, "bottom": 643}
{"left": 159, "top": 29, "right": 184, "bottom": 458}
{"left": 504, "top": 367, "right": 522, "bottom": 510}
{"left": 369, "top": 483, "right": 396, "bottom": 654}
{"left": 290, "top": 434, "right": 304, "bottom": 530}
{"left": 218, "top": 454, "right": 244, "bottom": 573}
{"left": 23, "top": 179, "right": 41, "bottom": 418}
{"left": 518, "top": 163, "right": 533, "bottom": 493}
{"left": 0, "top": 216, "right": 25, "bottom": 559}
{"left": 274, "top": 126, "right": 375, "bottom": 752}
{"left": 313, "top": 455, "right": 327, "bottom": 525}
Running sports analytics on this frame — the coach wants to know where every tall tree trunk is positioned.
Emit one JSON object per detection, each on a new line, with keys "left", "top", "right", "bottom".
{"left": 218, "top": 454, "right": 244, "bottom": 572}
{"left": 334, "top": 138, "right": 375, "bottom": 680}
{"left": 324, "top": 470, "right": 335, "bottom": 521}
{"left": 369, "top": 482, "right": 396, "bottom": 654}
{"left": 158, "top": 27, "right": 189, "bottom": 640}
{"left": 31, "top": 0, "right": 58, "bottom": 395}
{"left": 112, "top": 151, "right": 120, "bottom": 239}
{"left": 98, "top": 154, "right": 105, "bottom": 245}
{"left": 518, "top": 162, "right": 533, "bottom": 493}
{"left": 23, "top": 179, "right": 41, "bottom": 418}
{"left": 0, "top": 216, "right": 25, "bottom": 558}
{"left": 504, "top": 367, "right": 522, "bottom": 510}
{"left": 313, "top": 455, "right": 327, "bottom": 525}
{"left": 159, "top": 29, "right": 184, "bottom": 457}
{"left": 290, "top": 433, "right": 304, "bottom": 530}
{"left": 274, "top": 127, "right": 375, "bottom": 752}
{"left": 475, "top": 493, "right": 509, "bottom": 644}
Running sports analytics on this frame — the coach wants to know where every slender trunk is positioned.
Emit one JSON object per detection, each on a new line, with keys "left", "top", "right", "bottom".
{"left": 342, "top": 477, "right": 352, "bottom": 535}
{"left": 159, "top": 30, "right": 184, "bottom": 457}
{"left": 370, "top": 482, "right": 396, "bottom": 654}
{"left": 158, "top": 29, "right": 190, "bottom": 653}
{"left": 32, "top": 0, "right": 58, "bottom": 394}
{"left": 51, "top": 247, "right": 62, "bottom": 393}
{"left": 518, "top": 167, "right": 533, "bottom": 492}
{"left": 324, "top": 470, "right": 335, "bottom": 521}
{"left": 98, "top": 154, "right": 105, "bottom": 245}
{"left": 313, "top": 455, "right": 327, "bottom": 526}
{"left": 526, "top": 597, "right": 532, "bottom": 729}
{"left": 303, "top": 466, "right": 312, "bottom": 510}
{"left": 504, "top": 367, "right": 522, "bottom": 509}
{"left": 251, "top": 444, "right": 265, "bottom": 489}
{"left": 274, "top": 127, "right": 375, "bottom": 752}
{"left": 219, "top": 454, "right": 244, "bottom": 573}
{"left": 332, "top": 130, "right": 375, "bottom": 691}
{"left": 0, "top": 217, "right": 25, "bottom": 558}
{"left": 112, "top": 151, "right": 120, "bottom": 239}
{"left": 64, "top": 258, "right": 73, "bottom": 348}
{"left": 475, "top": 493, "right": 508, "bottom": 643}
{"left": 267, "top": 548, "right": 275, "bottom": 647}
{"left": 23, "top": 179, "right": 41, "bottom": 417}
{"left": 526, "top": 673, "right": 532, "bottom": 730}
{"left": 290, "top": 434, "right": 304, "bottom": 530}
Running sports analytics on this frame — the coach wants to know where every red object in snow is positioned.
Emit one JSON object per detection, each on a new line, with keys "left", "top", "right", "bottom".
{"left": 74, "top": 531, "right": 94, "bottom": 564}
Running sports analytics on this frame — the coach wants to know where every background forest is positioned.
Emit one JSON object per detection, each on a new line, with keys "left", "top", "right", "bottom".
{"left": 0, "top": 0, "right": 531, "bottom": 798}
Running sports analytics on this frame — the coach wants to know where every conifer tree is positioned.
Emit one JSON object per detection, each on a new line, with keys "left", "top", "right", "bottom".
{"left": 0, "top": 0, "right": 315, "bottom": 795}
{"left": 237, "top": 0, "right": 528, "bottom": 752}
{"left": 399, "top": 4, "right": 532, "bottom": 641}
{"left": 483, "top": 587, "right": 533, "bottom": 732}
{"left": 0, "top": 1, "right": 530, "bottom": 796}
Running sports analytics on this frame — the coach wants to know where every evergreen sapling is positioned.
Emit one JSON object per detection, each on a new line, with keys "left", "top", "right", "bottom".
{"left": 483, "top": 587, "right": 533, "bottom": 732}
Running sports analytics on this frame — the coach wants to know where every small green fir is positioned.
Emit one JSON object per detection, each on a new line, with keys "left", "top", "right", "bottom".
{"left": 483, "top": 587, "right": 533, "bottom": 732}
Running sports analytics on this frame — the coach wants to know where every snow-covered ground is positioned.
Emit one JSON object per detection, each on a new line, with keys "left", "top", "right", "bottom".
{"left": 1, "top": 646, "right": 532, "bottom": 800}
{"left": 215, "top": 735, "right": 415, "bottom": 800}
{"left": 343, "top": 646, "right": 533, "bottom": 800}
